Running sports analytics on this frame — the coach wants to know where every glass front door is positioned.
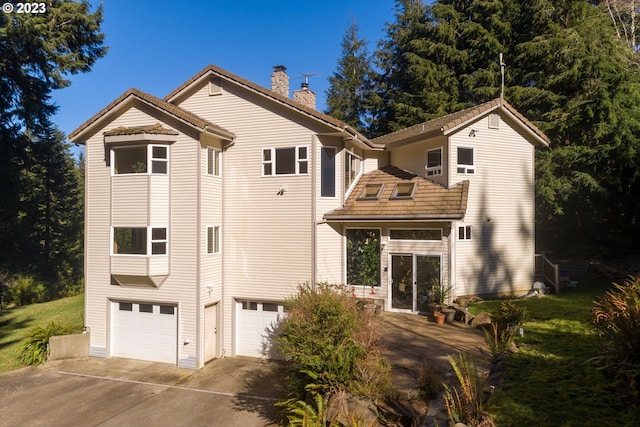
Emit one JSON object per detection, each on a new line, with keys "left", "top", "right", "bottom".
{"left": 391, "top": 254, "right": 441, "bottom": 312}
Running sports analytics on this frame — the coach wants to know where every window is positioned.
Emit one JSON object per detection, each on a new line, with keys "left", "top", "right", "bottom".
{"left": 207, "top": 226, "right": 220, "bottom": 254}
{"left": 159, "top": 305, "right": 175, "bottom": 315}
{"left": 207, "top": 147, "right": 220, "bottom": 176}
{"left": 112, "top": 145, "right": 169, "bottom": 175}
{"left": 346, "top": 229, "right": 381, "bottom": 287}
{"left": 358, "top": 183, "right": 384, "bottom": 200}
{"left": 242, "top": 301, "right": 258, "bottom": 310}
{"left": 457, "top": 147, "right": 475, "bottom": 174}
{"left": 150, "top": 227, "right": 167, "bottom": 255}
{"left": 345, "top": 151, "right": 362, "bottom": 192}
{"left": 389, "top": 229, "right": 442, "bottom": 241}
{"left": 119, "top": 302, "right": 133, "bottom": 311}
{"left": 262, "top": 146, "right": 308, "bottom": 176}
{"left": 263, "top": 303, "right": 279, "bottom": 312}
{"left": 458, "top": 225, "right": 472, "bottom": 240}
{"left": 391, "top": 182, "right": 416, "bottom": 199}
{"left": 113, "top": 227, "right": 167, "bottom": 255}
{"left": 426, "top": 148, "right": 442, "bottom": 176}
{"left": 139, "top": 304, "right": 153, "bottom": 313}
{"left": 321, "top": 147, "right": 336, "bottom": 197}
{"left": 113, "top": 227, "right": 147, "bottom": 254}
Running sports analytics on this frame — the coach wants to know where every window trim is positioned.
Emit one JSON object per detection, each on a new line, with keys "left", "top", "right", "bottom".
{"left": 207, "top": 225, "right": 221, "bottom": 255}
{"left": 111, "top": 226, "right": 168, "bottom": 256}
{"left": 456, "top": 146, "right": 475, "bottom": 175}
{"left": 344, "top": 150, "right": 362, "bottom": 195}
{"left": 111, "top": 144, "right": 170, "bottom": 176}
{"left": 207, "top": 147, "right": 221, "bottom": 177}
{"left": 458, "top": 225, "right": 472, "bottom": 241}
{"left": 262, "top": 146, "right": 309, "bottom": 176}
{"left": 425, "top": 147, "right": 443, "bottom": 177}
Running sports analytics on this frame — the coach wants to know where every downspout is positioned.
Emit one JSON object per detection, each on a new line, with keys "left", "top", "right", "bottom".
{"left": 221, "top": 144, "right": 226, "bottom": 358}
{"left": 311, "top": 135, "right": 317, "bottom": 288}
{"left": 195, "top": 141, "right": 202, "bottom": 368}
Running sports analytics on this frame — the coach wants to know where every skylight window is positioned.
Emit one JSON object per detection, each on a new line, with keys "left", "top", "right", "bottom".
{"left": 391, "top": 182, "right": 416, "bottom": 199}
{"left": 358, "top": 183, "right": 384, "bottom": 200}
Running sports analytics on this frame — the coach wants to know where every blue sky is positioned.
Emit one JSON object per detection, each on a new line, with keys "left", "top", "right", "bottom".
{"left": 52, "top": 0, "right": 397, "bottom": 147}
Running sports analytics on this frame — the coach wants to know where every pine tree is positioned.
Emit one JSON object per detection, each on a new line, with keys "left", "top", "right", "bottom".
{"left": 0, "top": 1, "right": 106, "bottom": 292}
{"left": 325, "top": 20, "right": 378, "bottom": 135}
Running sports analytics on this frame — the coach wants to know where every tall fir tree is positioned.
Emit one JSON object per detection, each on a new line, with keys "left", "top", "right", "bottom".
{"left": 0, "top": 1, "right": 106, "bottom": 293}
{"left": 325, "top": 20, "right": 378, "bottom": 135}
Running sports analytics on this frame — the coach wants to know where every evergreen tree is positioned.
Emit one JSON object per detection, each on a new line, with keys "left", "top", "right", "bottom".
{"left": 0, "top": 1, "right": 106, "bottom": 293}
{"left": 325, "top": 20, "right": 378, "bottom": 135}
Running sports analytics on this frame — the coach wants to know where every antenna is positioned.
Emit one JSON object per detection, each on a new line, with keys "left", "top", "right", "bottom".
{"left": 293, "top": 73, "right": 319, "bottom": 87}
{"left": 499, "top": 53, "right": 505, "bottom": 106}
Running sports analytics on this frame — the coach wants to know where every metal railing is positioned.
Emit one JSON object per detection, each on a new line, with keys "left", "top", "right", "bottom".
{"left": 535, "top": 253, "right": 560, "bottom": 293}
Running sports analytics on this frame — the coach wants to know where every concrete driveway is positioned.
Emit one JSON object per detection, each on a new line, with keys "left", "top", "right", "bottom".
{"left": 0, "top": 357, "right": 286, "bottom": 427}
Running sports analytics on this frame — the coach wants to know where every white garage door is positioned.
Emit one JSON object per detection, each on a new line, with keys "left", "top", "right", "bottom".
{"left": 236, "top": 300, "right": 283, "bottom": 357}
{"left": 111, "top": 301, "right": 177, "bottom": 364}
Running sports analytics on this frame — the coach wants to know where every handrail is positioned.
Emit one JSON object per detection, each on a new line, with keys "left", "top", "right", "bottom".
{"left": 535, "top": 253, "right": 560, "bottom": 293}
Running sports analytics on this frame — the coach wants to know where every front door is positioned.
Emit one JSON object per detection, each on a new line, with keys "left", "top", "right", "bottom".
{"left": 390, "top": 254, "right": 441, "bottom": 312}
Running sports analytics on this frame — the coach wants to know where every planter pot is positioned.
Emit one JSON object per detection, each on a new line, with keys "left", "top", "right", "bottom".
{"left": 433, "top": 312, "right": 446, "bottom": 325}
{"left": 443, "top": 309, "right": 456, "bottom": 323}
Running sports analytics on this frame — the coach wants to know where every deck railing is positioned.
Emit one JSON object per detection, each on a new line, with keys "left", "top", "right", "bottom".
{"left": 535, "top": 253, "right": 560, "bottom": 293}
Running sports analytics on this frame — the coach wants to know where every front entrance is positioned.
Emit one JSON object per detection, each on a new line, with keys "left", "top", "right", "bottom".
{"left": 204, "top": 303, "right": 217, "bottom": 362}
{"left": 390, "top": 254, "right": 441, "bottom": 312}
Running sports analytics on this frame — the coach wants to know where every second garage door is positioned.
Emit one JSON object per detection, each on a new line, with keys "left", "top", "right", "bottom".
{"left": 236, "top": 300, "right": 283, "bottom": 357}
{"left": 111, "top": 301, "right": 177, "bottom": 364}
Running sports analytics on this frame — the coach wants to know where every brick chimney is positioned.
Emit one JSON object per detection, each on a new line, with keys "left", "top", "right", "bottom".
{"left": 293, "top": 82, "right": 316, "bottom": 110}
{"left": 271, "top": 65, "right": 289, "bottom": 97}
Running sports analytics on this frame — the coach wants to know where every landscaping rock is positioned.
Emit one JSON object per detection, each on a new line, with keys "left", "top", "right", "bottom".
{"left": 471, "top": 312, "right": 492, "bottom": 328}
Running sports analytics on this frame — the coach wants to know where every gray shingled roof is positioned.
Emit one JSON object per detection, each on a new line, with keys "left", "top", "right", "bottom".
{"left": 324, "top": 165, "right": 469, "bottom": 221}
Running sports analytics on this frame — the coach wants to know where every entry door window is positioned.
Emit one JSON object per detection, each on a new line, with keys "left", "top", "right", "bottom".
{"left": 391, "top": 254, "right": 441, "bottom": 312}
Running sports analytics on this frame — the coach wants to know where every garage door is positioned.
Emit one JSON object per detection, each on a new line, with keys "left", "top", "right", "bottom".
{"left": 111, "top": 301, "right": 177, "bottom": 364}
{"left": 236, "top": 300, "right": 283, "bottom": 357}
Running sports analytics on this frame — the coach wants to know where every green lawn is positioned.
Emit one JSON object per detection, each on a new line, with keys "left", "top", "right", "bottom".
{"left": 469, "top": 277, "right": 638, "bottom": 426}
{"left": 0, "top": 294, "right": 84, "bottom": 373}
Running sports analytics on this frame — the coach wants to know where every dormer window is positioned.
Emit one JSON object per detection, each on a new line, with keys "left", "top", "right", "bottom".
{"left": 425, "top": 148, "right": 442, "bottom": 176}
{"left": 358, "top": 183, "right": 384, "bottom": 200}
{"left": 112, "top": 144, "right": 169, "bottom": 175}
{"left": 391, "top": 182, "right": 416, "bottom": 199}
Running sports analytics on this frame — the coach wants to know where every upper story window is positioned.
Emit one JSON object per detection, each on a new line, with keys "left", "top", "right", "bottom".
{"left": 457, "top": 147, "right": 475, "bottom": 174}
{"left": 458, "top": 225, "right": 472, "bottom": 241}
{"left": 113, "top": 226, "right": 167, "bottom": 255}
{"left": 207, "top": 147, "right": 221, "bottom": 176}
{"left": 112, "top": 144, "right": 168, "bottom": 175}
{"left": 207, "top": 225, "right": 220, "bottom": 254}
{"left": 262, "top": 146, "right": 308, "bottom": 176}
{"left": 425, "top": 148, "right": 442, "bottom": 177}
{"left": 321, "top": 147, "right": 336, "bottom": 197}
{"left": 345, "top": 151, "right": 362, "bottom": 193}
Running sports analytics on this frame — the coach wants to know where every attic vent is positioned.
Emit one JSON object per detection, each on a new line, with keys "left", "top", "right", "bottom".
{"left": 208, "top": 77, "right": 222, "bottom": 96}
{"left": 488, "top": 113, "right": 499, "bottom": 129}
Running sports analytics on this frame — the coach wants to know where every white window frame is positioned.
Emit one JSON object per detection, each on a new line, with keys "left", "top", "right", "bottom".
{"left": 111, "top": 226, "right": 168, "bottom": 256}
{"left": 344, "top": 150, "right": 362, "bottom": 195}
{"left": 111, "top": 144, "right": 169, "bottom": 176}
{"left": 458, "top": 225, "right": 472, "bottom": 241}
{"left": 425, "top": 147, "right": 442, "bottom": 177}
{"left": 262, "top": 146, "right": 309, "bottom": 176}
{"left": 207, "top": 147, "right": 221, "bottom": 177}
{"left": 320, "top": 146, "right": 337, "bottom": 198}
{"left": 389, "top": 228, "right": 442, "bottom": 242}
{"left": 207, "top": 225, "right": 220, "bottom": 254}
{"left": 456, "top": 147, "right": 475, "bottom": 174}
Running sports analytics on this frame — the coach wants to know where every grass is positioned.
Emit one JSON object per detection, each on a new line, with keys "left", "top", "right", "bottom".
{"left": 0, "top": 294, "right": 84, "bottom": 373}
{"left": 469, "top": 276, "right": 639, "bottom": 426}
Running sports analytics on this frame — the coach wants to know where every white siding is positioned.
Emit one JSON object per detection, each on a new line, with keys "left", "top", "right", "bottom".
{"left": 390, "top": 136, "right": 448, "bottom": 187}
{"left": 448, "top": 114, "right": 535, "bottom": 296}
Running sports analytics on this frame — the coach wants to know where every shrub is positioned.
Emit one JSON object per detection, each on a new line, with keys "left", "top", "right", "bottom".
{"left": 443, "top": 353, "right": 494, "bottom": 427}
{"left": 417, "top": 357, "right": 442, "bottom": 400}
{"left": 17, "top": 321, "right": 71, "bottom": 366}
{"left": 482, "top": 299, "right": 528, "bottom": 360}
{"left": 592, "top": 276, "right": 640, "bottom": 401}
{"left": 9, "top": 274, "right": 47, "bottom": 306}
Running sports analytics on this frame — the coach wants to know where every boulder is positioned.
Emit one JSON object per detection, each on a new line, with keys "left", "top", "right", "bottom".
{"left": 471, "top": 312, "right": 492, "bottom": 328}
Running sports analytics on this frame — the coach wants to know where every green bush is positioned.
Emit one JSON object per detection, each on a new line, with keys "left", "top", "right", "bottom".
{"left": 483, "top": 299, "right": 529, "bottom": 360}
{"left": 17, "top": 321, "right": 71, "bottom": 366}
{"left": 592, "top": 276, "right": 640, "bottom": 401}
{"left": 9, "top": 274, "right": 47, "bottom": 306}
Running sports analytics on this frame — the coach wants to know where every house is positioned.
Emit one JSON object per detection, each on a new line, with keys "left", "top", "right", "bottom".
{"left": 69, "top": 64, "right": 549, "bottom": 369}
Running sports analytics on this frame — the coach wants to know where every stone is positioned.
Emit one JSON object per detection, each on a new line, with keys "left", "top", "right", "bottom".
{"left": 471, "top": 312, "right": 492, "bottom": 328}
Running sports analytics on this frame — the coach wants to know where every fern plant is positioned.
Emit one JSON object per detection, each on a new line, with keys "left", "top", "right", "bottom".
{"left": 17, "top": 321, "right": 71, "bottom": 366}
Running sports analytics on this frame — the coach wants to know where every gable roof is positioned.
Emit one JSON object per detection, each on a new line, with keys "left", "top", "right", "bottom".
{"left": 164, "top": 64, "right": 380, "bottom": 149}
{"left": 372, "top": 99, "right": 550, "bottom": 148}
{"left": 68, "top": 88, "right": 235, "bottom": 143}
{"left": 324, "top": 165, "right": 469, "bottom": 221}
